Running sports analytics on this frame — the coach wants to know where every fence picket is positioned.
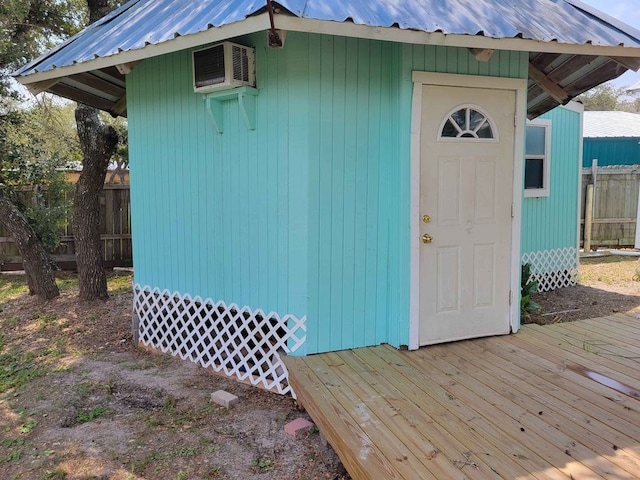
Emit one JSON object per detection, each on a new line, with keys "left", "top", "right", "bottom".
{"left": 581, "top": 166, "right": 640, "bottom": 248}
{"left": 0, "top": 185, "right": 132, "bottom": 270}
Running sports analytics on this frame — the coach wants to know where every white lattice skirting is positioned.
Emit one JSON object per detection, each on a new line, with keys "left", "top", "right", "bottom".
{"left": 133, "top": 285, "right": 306, "bottom": 395}
{"left": 521, "top": 247, "right": 579, "bottom": 292}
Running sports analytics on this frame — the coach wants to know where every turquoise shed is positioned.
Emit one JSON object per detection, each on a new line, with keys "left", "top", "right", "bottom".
{"left": 521, "top": 102, "right": 583, "bottom": 292}
{"left": 14, "top": 0, "right": 640, "bottom": 394}
{"left": 583, "top": 111, "right": 640, "bottom": 167}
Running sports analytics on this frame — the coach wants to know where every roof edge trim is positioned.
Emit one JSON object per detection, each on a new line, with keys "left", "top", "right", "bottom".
{"left": 276, "top": 17, "right": 640, "bottom": 57}
{"left": 564, "top": 0, "right": 640, "bottom": 43}
{"left": 15, "top": 14, "right": 271, "bottom": 85}
{"left": 14, "top": 0, "right": 144, "bottom": 77}
{"left": 15, "top": 14, "right": 640, "bottom": 86}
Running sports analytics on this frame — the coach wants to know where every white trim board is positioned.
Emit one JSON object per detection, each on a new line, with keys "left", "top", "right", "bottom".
{"left": 16, "top": 14, "right": 640, "bottom": 86}
{"left": 16, "top": 14, "right": 272, "bottom": 85}
{"left": 409, "top": 72, "right": 527, "bottom": 350}
{"left": 524, "top": 118, "right": 552, "bottom": 198}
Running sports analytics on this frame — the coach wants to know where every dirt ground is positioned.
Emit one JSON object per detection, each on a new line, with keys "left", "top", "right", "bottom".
{"left": 1, "top": 255, "right": 639, "bottom": 479}
{"left": 0, "top": 272, "right": 349, "bottom": 480}
{"left": 526, "top": 254, "right": 640, "bottom": 324}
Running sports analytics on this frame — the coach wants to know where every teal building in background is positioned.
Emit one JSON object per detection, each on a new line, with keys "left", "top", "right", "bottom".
{"left": 583, "top": 111, "right": 640, "bottom": 168}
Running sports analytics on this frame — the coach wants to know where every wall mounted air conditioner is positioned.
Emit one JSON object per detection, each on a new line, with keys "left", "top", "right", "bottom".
{"left": 192, "top": 42, "right": 256, "bottom": 93}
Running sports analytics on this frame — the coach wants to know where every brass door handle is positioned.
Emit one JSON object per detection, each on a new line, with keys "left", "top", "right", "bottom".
{"left": 422, "top": 234, "right": 433, "bottom": 244}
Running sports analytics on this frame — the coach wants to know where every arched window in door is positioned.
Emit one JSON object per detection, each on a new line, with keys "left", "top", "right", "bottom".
{"left": 439, "top": 105, "right": 498, "bottom": 141}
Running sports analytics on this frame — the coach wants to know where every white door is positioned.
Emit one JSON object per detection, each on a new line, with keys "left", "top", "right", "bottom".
{"left": 419, "top": 85, "right": 515, "bottom": 345}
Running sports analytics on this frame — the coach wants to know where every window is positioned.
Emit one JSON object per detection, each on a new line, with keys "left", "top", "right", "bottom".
{"left": 439, "top": 105, "right": 497, "bottom": 141}
{"left": 524, "top": 120, "right": 551, "bottom": 197}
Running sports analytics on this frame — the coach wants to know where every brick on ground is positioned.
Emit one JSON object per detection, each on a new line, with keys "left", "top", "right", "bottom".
{"left": 284, "top": 417, "right": 315, "bottom": 439}
{"left": 211, "top": 390, "right": 239, "bottom": 408}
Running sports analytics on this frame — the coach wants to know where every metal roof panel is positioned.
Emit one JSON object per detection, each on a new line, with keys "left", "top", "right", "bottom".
{"left": 583, "top": 111, "right": 640, "bottom": 137}
{"left": 15, "top": 0, "right": 640, "bottom": 78}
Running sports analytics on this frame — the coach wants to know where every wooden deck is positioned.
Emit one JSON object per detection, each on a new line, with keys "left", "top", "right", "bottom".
{"left": 283, "top": 314, "right": 640, "bottom": 479}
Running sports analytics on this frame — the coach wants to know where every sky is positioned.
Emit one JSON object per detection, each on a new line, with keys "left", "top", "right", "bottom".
{"left": 581, "top": 0, "right": 640, "bottom": 89}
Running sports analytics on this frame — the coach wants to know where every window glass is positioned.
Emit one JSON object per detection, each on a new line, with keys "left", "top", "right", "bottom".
{"left": 442, "top": 119, "right": 460, "bottom": 138}
{"left": 476, "top": 122, "right": 493, "bottom": 139}
{"left": 525, "top": 158, "right": 544, "bottom": 189}
{"left": 524, "top": 121, "right": 551, "bottom": 197}
{"left": 440, "top": 106, "right": 495, "bottom": 140}
{"left": 526, "top": 125, "right": 546, "bottom": 155}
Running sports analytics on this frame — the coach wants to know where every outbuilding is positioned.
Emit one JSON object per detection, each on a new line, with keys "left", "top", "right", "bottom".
{"left": 583, "top": 110, "right": 640, "bottom": 167}
{"left": 15, "top": 0, "right": 640, "bottom": 394}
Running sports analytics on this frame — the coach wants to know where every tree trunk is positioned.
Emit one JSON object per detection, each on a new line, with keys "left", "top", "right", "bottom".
{"left": 0, "top": 196, "right": 59, "bottom": 300}
{"left": 87, "top": 0, "right": 112, "bottom": 23}
{"left": 72, "top": 104, "right": 118, "bottom": 300}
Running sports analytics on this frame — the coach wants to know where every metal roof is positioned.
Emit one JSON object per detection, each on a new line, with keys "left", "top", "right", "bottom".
{"left": 583, "top": 111, "right": 640, "bottom": 138}
{"left": 12, "top": 0, "right": 640, "bottom": 118}
{"left": 15, "top": 0, "right": 640, "bottom": 78}
{"left": 628, "top": 79, "right": 640, "bottom": 93}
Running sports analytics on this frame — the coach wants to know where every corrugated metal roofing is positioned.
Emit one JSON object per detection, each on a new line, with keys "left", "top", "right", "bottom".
{"left": 583, "top": 111, "right": 640, "bottom": 137}
{"left": 15, "top": 0, "right": 640, "bottom": 78}
{"left": 628, "top": 79, "right": 640, "bottom": 93}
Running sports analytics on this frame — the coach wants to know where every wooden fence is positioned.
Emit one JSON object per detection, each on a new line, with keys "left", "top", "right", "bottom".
{"left": 0, "top": 184, "right": 132, "bottom": 271}
{"left": 580, "top": 166, "right": 640, "bottom": 248}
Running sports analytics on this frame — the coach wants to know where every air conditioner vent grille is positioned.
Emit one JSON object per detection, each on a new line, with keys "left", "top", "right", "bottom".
{"left": 194, "top": 44, "right": 225, "bottom": 88}
{"left": 232, "top": 45, "right": 250, "bottom": 82}
{"left": 192, "top": 42, "right": 255, "bottom": 93}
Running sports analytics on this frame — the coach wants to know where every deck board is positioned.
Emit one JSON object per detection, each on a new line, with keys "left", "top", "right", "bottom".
{"left": 284, "top": 317, "right": 640, "bottom": 480}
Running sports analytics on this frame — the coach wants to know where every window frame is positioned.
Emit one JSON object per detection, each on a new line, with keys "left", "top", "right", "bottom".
{"left": 524, "top": 119, "right": 551, "bottom": 198}
{"left": 437, "top": 104, "right": 499, "bottom": 143}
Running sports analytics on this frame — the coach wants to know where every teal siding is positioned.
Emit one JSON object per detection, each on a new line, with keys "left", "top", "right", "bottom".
{"left": 583, "top": 137, "right": 640, "bottom": 167}
{"left": 521, "top": 105, "right": 582, "bottom": 255}
{"left": 128, "top": 32, "right": 529, "bottom": 356}
{"left": 128, "top": 35, "right": 310, "bottom": 323}
{"left": 305, "top": 38, "right": 527, "bottom": 354}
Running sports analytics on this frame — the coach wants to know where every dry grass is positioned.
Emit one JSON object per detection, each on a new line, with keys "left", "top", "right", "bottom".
{"left": 578, "top": 255, "right": 639, "bottom": 287}
{"left": 527, "top": 254, "right": 640, "bottom": 325}
{"left": 0, "top": 270, "right": 348, "bottom": 480}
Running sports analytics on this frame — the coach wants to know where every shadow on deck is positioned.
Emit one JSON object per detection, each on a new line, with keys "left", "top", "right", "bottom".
{"left": 283, "top": 314, "right": 640, "bottom": 479}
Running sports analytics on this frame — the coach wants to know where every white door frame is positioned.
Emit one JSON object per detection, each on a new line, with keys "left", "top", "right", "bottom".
{"left": 408, "top": 72, "right": 528, "bottom": 350}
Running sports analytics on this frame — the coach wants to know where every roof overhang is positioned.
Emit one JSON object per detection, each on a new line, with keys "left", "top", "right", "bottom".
{"left": 16, "top": 13, "right": 640, "bottom": 118}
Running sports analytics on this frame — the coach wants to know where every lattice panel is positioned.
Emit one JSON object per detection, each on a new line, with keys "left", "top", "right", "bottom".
{"left": 521, "top": 247, "right": 578, "bottom": 292}
{"left": 133, "top": 285, "right": 306, "bottom": 395}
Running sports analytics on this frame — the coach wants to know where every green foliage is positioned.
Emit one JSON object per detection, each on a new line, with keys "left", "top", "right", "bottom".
{"left": 18, "top": 419, "right": 37, "bottom": 434}
{"left": 251, "top": 457, "right": 275, "bottom": 472}
{"left": 76, "top": 405, "right": 107, "bottom": 423}
{"left": 104, "top": 115, "right": 129, "bottom": 168}
{"left": 0, "top": 350, "right": 48, "bottom": 394}
{"left": 520, "top": 263, "right": 541, "bottom": 320}
{"left": 43, "top": 468, "right": 67, "bottom": 480}
{"left": 0, "top": 2, "right": 85, "bottom": 256}
{"left": 3, "top": 450, "right": 21, "bottom": 462}
{"left": 576, "top": 84, "right": 640, "bottom": 112}
{"left": 107, "top": 271, "right": 133, "bottom": 294}
{"left": 0, "top": 99, "right": 76, "bottom": 252}
{"left": 0, "top": 271, "right": 130, "bottom": 303}
{"left": 0, "top": 277, "right": 29, "bottom": 302}
{"left": 1, "top": 437, "right": 24, "bottom": 448}
{"left": 0, "top": 0, "right": 85, "bottom": 97}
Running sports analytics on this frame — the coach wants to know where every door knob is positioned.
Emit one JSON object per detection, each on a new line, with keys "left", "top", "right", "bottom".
{"left": 422, "top": 214, "right": 431, "bottom": 224}
{"left": 421, "top": 234, "right": 433, "bottom": 244}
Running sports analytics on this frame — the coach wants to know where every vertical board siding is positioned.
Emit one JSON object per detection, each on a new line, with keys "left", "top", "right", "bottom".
{"left": 128, "top": 33, "right": 308, "bottom": 320}
{"left": 305, "top": 39, "right": 527, "bottom": 354}
{"left": 521, "top": 106, "right": 581, "bottom": 255}
{"left": 580, "top": 167, "right": 640, "bottom": 247}
{"left": 583, "top": 138, "right": 640, "bottom": 167}
{"left": 128, "top": 32, "right": 528, "bottom": 356}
